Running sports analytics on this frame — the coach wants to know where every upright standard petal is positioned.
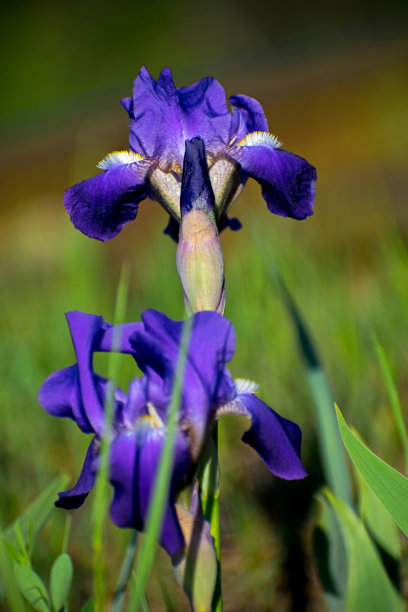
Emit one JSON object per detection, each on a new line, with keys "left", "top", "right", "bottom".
{"left": 122, "top": 67, "right": 231, "bottom": 168}
{"left": 63, "top": 159, "right": 151, "bottom": 241}
{"left": 130, "top": 310, "right": 236, "bottom": 453}
{"left": 230, "top": 143, "right": 316, "bottom": 220}
{"left": 237, "top": 393, "right": 307, "bottom": 480}
{"left": 109, "top": 428, "right": 191, "bottom": 556}
{"left": 229, "top": 94, "right": 269, "bottom": 141}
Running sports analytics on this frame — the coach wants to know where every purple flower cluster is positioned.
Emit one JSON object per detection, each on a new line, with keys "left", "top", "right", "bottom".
{"left": 39, "top": 309, "right": 306, "bottom": 555}
{"left": 63, "top": 67, "right": 316, "bottom": 243}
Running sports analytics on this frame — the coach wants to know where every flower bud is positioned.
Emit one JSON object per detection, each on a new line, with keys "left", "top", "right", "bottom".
{"left": 172, "top": 493, "right": 218, "bottom": 612}
{"left": 177, "top": 209, "right": 225, "bottom": 314}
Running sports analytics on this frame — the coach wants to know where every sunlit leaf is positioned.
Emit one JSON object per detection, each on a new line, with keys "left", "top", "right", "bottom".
{"left": 336, "top": 405, "right": 408, "bottom": 537}
{"left": 322, "top": 488, "right": 403, "bottom": 611}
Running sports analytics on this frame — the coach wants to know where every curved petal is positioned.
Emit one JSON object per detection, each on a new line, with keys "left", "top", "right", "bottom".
{"left": 122, "top": 67, "right": 231, "bottom": 168}
{"left": 65, "top": 312, "right": 107, "bottom": 434}
{"left": 237, "top": 394, "right": 307, "bottom": 480}
{"left": 63, "top": 160, "right": 150, "bottom": 241}
{"left": 55, "top": 437, "right": 98, "bottom": 509}
{"left": 230, "top": 145, "right": 316, "bottom": 220}
{"left": 109, "top": 429, "right": 190, "bottom": 556}
{"left": 39, "top": 364, "right": 94, "bottom": 433}
{"left": 129, "top": 310, "right": 236, "bottom": 449}
{"left": 229, "top": 94, "right": 268, "bottom": 141}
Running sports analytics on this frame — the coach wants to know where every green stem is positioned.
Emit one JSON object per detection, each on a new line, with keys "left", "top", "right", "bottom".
{"left": 199, "top": 426, "right": 223, "bottom": 612}
{"left": 111, "top": 531, "right": 138, "bottom": 612}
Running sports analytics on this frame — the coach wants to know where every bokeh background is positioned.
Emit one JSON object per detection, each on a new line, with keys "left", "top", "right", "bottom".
{"left": 1, "top": 1, "right": 407, "bottom": 610}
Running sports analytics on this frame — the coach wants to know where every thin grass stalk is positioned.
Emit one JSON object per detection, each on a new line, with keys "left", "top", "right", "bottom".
{"left": 374, "top": 335, "right": 408, "bottom": 473}
{"left": 127, "top": 316, "right": 193, "bottom": 611}
{"left": 92, "top": 265, "right": 130, "bottom": 611}
{"left": 111, "top": 531, "right": 138, "bottom": 612}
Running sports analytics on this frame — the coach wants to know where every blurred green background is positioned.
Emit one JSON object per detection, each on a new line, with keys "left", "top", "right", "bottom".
{"left": 0, "top": 1, "right": 407, "bottom": 610}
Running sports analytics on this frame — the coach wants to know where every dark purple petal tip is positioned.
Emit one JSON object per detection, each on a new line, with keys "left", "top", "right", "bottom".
{"left": 63, "top": 163, "right": 148, "bottom": 241}
{"left": 55, "top": 437, "right": 98, "bottom": 509}
{"left": 238, "top": 394, "right": 307, "bottom": 480}
{"left": 230, "top": 145, "right": 316, "bottom": 220}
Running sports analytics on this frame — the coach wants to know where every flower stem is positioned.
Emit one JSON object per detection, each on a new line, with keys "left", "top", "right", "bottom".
{"left": 111, "top": 531, "right": 138, "bottom": 612}
{"left": 199, "top": 426, "right": 223, "bottom": 612}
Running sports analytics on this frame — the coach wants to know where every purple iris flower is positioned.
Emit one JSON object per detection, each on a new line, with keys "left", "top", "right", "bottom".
{"left": 63, "top": 67, "right": 316, "bottom": 243}
{"left": 39, "top": 309, "right": 306, "bottom": 556}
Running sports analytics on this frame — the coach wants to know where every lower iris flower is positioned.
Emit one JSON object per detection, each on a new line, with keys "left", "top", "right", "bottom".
{"left": 63, "top": 66, "right": 316, "bottom": 243}
{"left": 39, "top": 309, "right": 306, "bottom": 556}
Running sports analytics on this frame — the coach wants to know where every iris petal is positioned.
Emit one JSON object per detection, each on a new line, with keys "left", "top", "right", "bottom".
{"left": 63, "top": 161, "right": 150, "bottom": 241}
{"left": 237, "top": 394, "right": 307, "bottom": 480}
{"left": 55, "top": 437, "right": 98, "bottom": 509}
{"left": 230, "top": 145, "right": 316, "bottom": 220}
{"left": 122, "top": 67, "right": 231, "bottom": 167}
{"left": 229, "top": 94, "right": 269, "bottom": 140}
{"left": 109, "top": 429, "right": 190, "bottom": 555}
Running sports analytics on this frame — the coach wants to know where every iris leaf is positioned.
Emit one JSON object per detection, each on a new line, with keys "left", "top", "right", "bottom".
{"left": 321, "top": 489, "right": 404, "bottom": 611}
{"left": 336, "top": 405, "right": 408, "bottom": 537}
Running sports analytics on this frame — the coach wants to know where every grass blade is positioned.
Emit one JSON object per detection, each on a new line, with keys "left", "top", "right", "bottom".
{"left": 127, "top": 316, "right": 193, "bottom": 611}
{"left": 92, "top": 264, "right": 130, "bottom": 612}
{"left": 373, "top": 335, "right": 408, "bottom": 473}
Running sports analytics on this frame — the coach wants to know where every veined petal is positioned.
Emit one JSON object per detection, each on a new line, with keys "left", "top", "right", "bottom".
{"left": 55, "top": 437, "right": 98, "bottom": 509}
{"left": 109, "top": 428, "right": 190, "bottom": 555}
{"left": 230, "top": 144, "right": 316, "bottom": 220}
{"left": 63, "top": 158, "right": 151, "bottom": 241}
{"left": 65, "top": 312, "right": 108, "bottom": 434}
{"left": 129, "top": 310, "right": 236, "bottom": 453}
{"left": 231, "top": 393, "right": 307, "bottom": 480}
{"left": 122, "top": 67, "right": 231, "bottom": 168}
{"left": 39, "top": 364, "right": 95, "bottom": 434}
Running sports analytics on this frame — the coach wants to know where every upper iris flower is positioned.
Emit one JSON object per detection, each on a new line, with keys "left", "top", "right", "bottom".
{"left": 39, "top": 308, "right": 306, "bottom": 556}
{"left": 64, "top": 66, "right": 317, "bottom": 242}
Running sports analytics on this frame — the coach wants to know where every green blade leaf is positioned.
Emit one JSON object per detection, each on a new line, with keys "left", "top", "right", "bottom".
{"left": 80, "top": 599, "right": 95, "bottom": 612}
{"left": 322, "top": 489, "right": 404, "bottom": 611}
{"left": 50, "top": 553, "right": 73, "bottom": 612}
{"left": 14, "top": 564, "right": 51, "bottom": 612}
{"left": 4, "top": 475, "right": 69, "bottom": 550}
{"left": 128, "top": 317, "right": 193, "bottom": 611}
{"left": 336, "top": 404, "right": 408, "bottom": 537}
{"left": 373, "top": 336, "right": 408, "bottom": 473}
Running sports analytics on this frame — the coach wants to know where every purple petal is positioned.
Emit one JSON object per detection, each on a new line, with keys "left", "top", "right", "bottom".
{"left": 55, "top": 437, "right": 98, "bottom": 509}
{"left": 39, "top": 364, "right": 94, "bottom": 433}
{"left": 109, "top": 429, "right": 190, "bottom": 555}
{"left": 238, "top": 394, "right": 307, "bottom": 480}
{"left": 63, "top": 161, "right": 150, "bottom": 241}
{"left": 65, "top": 311, "right": 108, "bottom": 434}
{"left": 229, "top": 94, "right": 269, "bottom": 141}
{"left": 230, "top": 146, "right": 316, "bottom": 220}
{"left": 130, "top": 310, "right": 236, "bottom": 450}
{"left": 122, "top": 67, "right": 231, "bottom": 167}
